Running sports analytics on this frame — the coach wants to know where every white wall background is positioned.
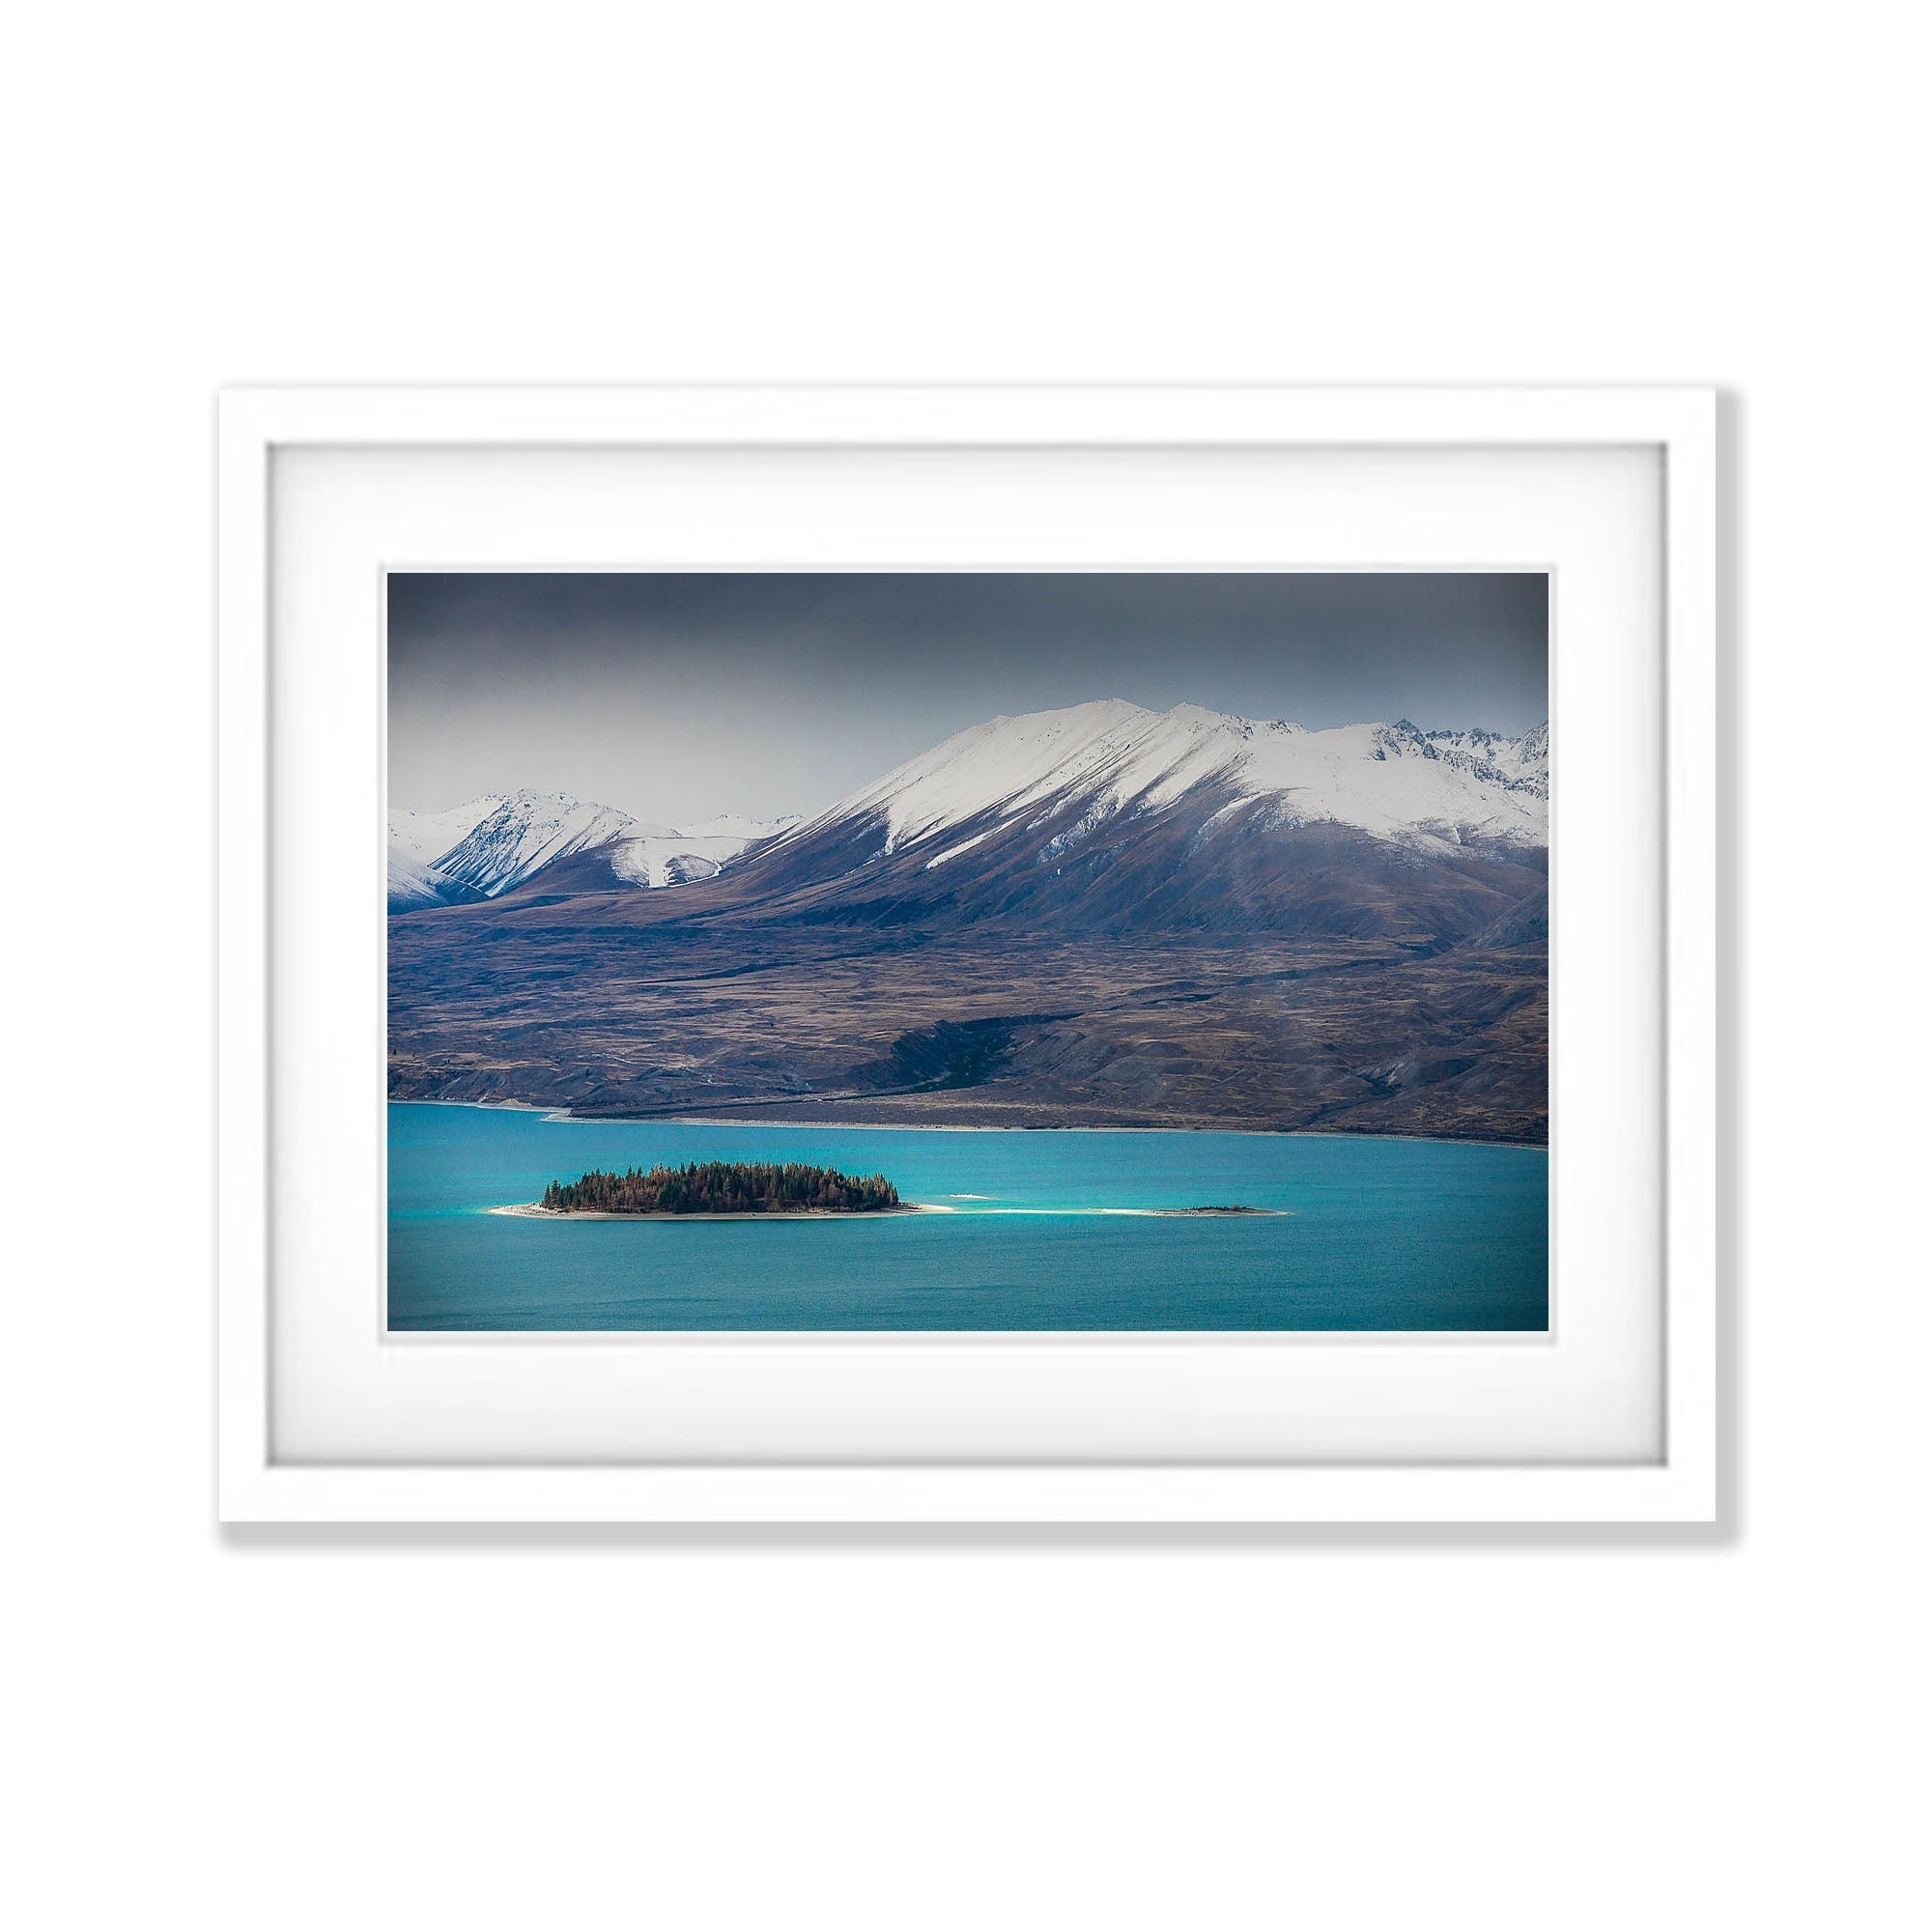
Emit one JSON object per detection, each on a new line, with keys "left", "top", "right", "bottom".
{"left": 4, "top": 5, "right": 1924, "bottom": 1927}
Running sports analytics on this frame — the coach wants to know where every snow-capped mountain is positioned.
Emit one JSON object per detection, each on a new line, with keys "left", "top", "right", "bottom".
{"left": 387, "top": 791, "right": 797, "bottom": 911}
{"left": 774, "top": 700, "right": 1548, "bottom": 866}
{"left": 386, "top": 790, "right": 637, "bottom": 909}
{"left": 389, "top": 704, "right": 1546, "bottom": 923}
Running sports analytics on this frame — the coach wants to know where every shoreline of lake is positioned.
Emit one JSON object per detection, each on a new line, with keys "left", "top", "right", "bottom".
{"left": 390, "top": 1096, "right": 1546, "bottom": 1152}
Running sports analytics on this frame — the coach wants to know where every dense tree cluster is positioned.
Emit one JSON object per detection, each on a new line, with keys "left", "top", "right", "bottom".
{"left": 540, "top": 1160, "right": 903, "bottom": 1215}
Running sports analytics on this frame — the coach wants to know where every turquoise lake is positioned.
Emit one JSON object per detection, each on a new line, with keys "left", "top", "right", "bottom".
{"left": 387, "top": 1102, "right": 1548, "bottom": 1330}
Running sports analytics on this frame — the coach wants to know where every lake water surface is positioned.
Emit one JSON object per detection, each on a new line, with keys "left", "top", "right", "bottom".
{"left": 388, "top": 1102, "right": 1548, "bottom": 1330}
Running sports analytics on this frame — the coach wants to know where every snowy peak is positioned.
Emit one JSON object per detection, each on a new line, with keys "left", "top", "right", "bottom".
{"left": 388, "top": 791, "right": 798, "bottom": 909}
{"left": 416, "top": 790, "right": 638, "bottom": 898}
{"left": 387, "top": 789, "right": 636, "bottom": 909}
{"left": 780, "top": 699, "right": 1187, "bottom": 858}
{"left": 1418, "top": 724, "right": 1549, "bottom": 799}
{"left": 776, "top": 700, "right": 1549, "bottom": 861}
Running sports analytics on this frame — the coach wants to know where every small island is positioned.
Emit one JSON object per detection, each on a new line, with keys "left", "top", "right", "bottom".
{"left": 531, "top": 1160, "right": 906, "bottom": 1217}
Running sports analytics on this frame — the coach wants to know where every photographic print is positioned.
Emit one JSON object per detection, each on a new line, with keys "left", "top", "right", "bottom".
{"left": 386, "top": 571, "right": 1548, "bottom": 1330}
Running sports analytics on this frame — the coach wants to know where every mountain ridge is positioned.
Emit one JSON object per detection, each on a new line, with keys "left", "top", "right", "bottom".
{"left": 772, "top": 699, "right": 1547, "bottom": 869}
{"left": 388, "top": 701, "right": 1548, "bottom": 915}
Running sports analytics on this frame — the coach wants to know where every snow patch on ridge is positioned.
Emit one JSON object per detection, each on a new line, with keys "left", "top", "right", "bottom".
{"left": 923, "top": 830, "right": 993, "bottom": 870}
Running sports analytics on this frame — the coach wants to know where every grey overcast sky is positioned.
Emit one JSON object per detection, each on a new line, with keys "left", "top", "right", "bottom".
{"left": 387, "top": 572, "right": 1548, "bottom": 824}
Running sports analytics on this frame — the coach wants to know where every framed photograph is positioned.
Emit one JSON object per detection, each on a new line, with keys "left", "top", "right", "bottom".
{"left": 218, "top": 385, "right": 1716, "bottom": 1522}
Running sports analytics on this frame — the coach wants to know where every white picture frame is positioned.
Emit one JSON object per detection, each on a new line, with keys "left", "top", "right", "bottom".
{"left": 218, "top": 385, "right": 1716, "bottom": 1523}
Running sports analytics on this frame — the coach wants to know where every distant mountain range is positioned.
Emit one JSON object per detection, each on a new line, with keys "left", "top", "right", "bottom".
{"left": 388, "top": 703, "right": 1550, "bottom": 1141}
{"left": 390, "top": 703, "right": 1547, "bottom": 911}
